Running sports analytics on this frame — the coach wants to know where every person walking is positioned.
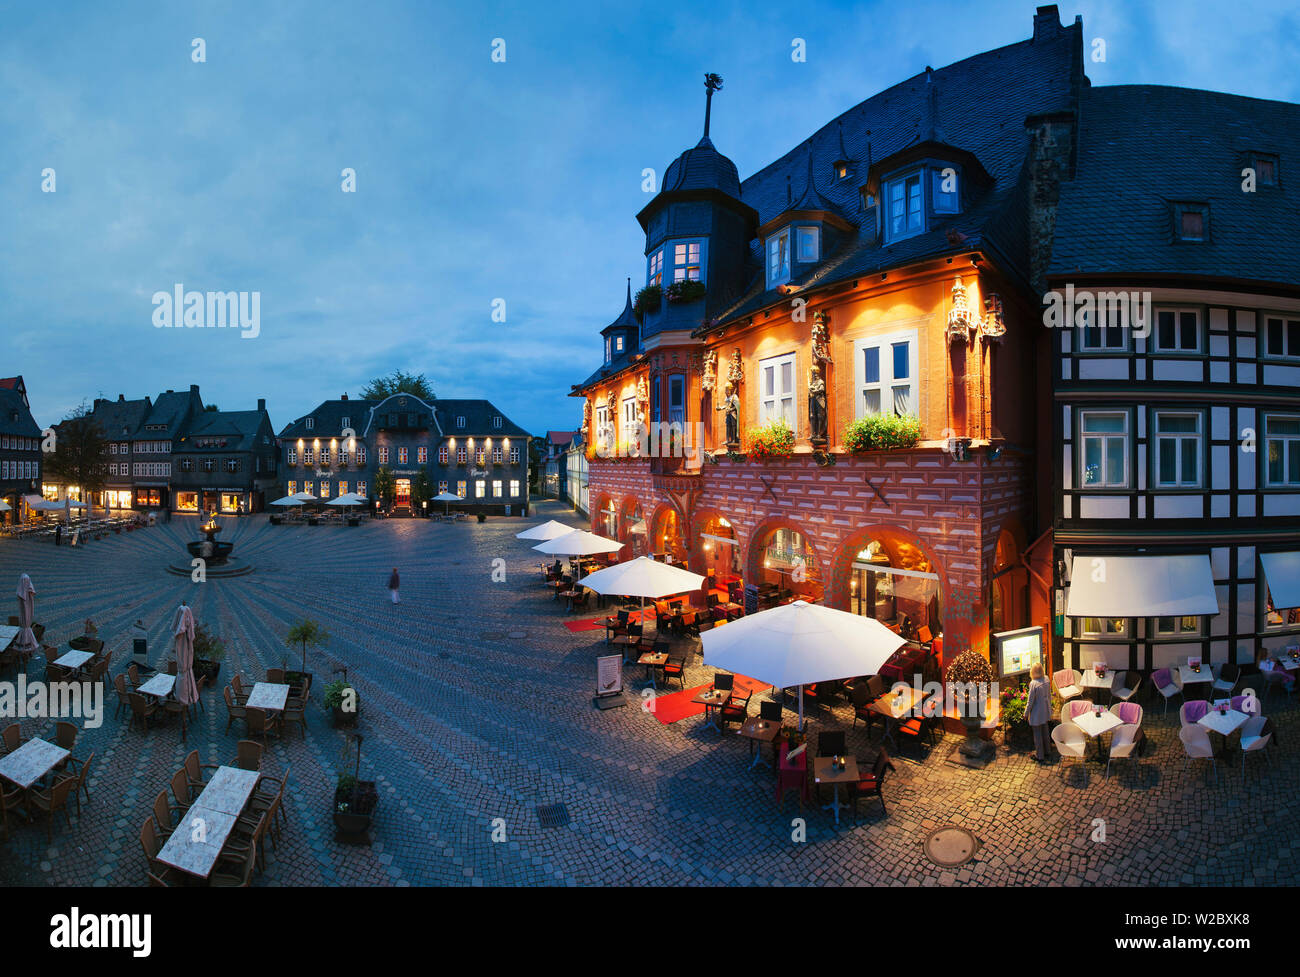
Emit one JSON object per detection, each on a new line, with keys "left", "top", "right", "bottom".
{"left": 388, "top": 567, "right": 401, "bottom": 605}
{"left": 1026, "top": 662, "right": 1052, "bottom": 762}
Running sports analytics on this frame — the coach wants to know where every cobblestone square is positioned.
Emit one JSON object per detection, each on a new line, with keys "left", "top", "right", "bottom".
{"left": 0, "top": 501, "right": 1294, "bottom": 886}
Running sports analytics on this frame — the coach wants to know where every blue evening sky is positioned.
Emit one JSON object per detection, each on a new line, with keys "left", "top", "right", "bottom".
{"left": 3, "top": 0, "right": 1296, "bottom": 436}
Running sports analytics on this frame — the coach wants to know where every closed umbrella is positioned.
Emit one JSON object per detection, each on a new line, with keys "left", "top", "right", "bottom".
{"left": 14, "top": 573, "right": 38, "bottom": 657}
{"left": 578, "top": 556, "right": 705, "bottom": 632}
{"left": 515, "top": 519, "right": 575, "bottom": 541}
{"left": 701, "top": 600, "right": 906, "bottom": 729}
{"left": 172, "top": 605, "right": 200, "bottom": 706}
{"left": 532, "top": 529, "right": 623, "bottom": 581}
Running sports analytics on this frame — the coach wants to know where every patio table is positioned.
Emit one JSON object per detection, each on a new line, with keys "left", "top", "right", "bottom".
{"left": 1198, "top": 706, "right": 1250, "bottom": 755}
{"left": 0, "top": 625, "right": 20, "bottom": 649}
{"left": 1177, "top": 665, "right": 1213, "bottom": 699}
{"left": 155, "top": 806, "right": 239, "bottom": 880}
{"left": 0, "top": 738, "right": 70, "bottom": 789}
{"left": 738, "top": 715, "right": 781, "bottom": 770}
{"left": 1078, "top": 669, "right": 1115, "bottom": 702}
{"left": 246, "top": 682, "right": 290, "bottom": 712}
{"left": 871, "top": 685, "right": 925, "bottom": 750}
{"left": 198, "top": 766, "right": 261, "bottom": 816}
{"left": 636, "top": 651, "right": 668, "bottom": 689}
{"left": 1071, "top": 708, "right": 1123, "bottom": 760}
{"left": 693, "top": 687, "right": 731, "bottom": 732}
{"left": 54, "top": 649, "right": 94, "bottom": 672}
{"left": 813, "top": 756, "right": 858, "bottom": 825}
{"left": 137, "top": 673, "right": 176, "bottom": 699}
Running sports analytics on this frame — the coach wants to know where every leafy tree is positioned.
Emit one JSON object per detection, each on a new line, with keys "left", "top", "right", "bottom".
{"left": 372, "top": 465, "right": 396, "bottom": 508}
{"left": 411, "top": 467, "right": 432, "bottom": 514}
{"left": 285, "top": 619, "right": 328, "bottom": 673}
{"left": 204, "top": 404, "right": 219, "bottom": 412}
{"left": 45, "top": 402, "right": 109, "bottom": 521}
{"left": 360, "top": 370, "right": 435, "bottom": 401}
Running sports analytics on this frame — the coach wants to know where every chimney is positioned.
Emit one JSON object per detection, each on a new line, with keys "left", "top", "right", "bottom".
{"left": 118, "top": 394, "right": 125, "bottom": 402}
{"left": 1033, "top": 4, "right": 1061, "bottom": 42}
{"left": 166, "top": 389, "right": 174, "bottom": 394}
{"left": 257, "top": 398, "right": 266, "bottom": 412}
{"left": 190, "top": 384, "right": 199, "bottom": 394}
{"left": 341, "top": 393, "right": 348, "bottom": 401}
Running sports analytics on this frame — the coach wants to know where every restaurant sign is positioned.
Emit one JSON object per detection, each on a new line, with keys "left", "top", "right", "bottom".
{"left": 764, "top": 545, "right": 813, "bottom": 569}
{"left": 592, "top": 654, "right": 625, "bottom": 710}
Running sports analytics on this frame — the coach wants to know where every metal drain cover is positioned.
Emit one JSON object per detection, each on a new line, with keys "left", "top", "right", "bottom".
{"left": 480, "top": 631, "right": 504, "bottom": 640}
{"left": 536, "top": 803, "right": 570, "bottom": 828}
{"left": 508, "top": 631, "right": 527, "bottom": 640}
{"left": 923, "top": 825, "right": 979, "bottom": 867}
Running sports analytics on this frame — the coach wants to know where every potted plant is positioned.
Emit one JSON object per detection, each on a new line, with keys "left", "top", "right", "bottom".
{"left": 945, "top": 649, "right": 996, "bottom": 760}
{"left": 192, "top": 623, "right": 226, "bottom": 683}
{"left": 333, "top": 734, "right": 378, "bottom": 843}
{"left": 284, "top": 619, "right": 328, "bottom": 698}
{"left": 746, "top": 420, "right": 796, "bottom": 461}
{"left": 842, "top": 414, "right": 921, "bottom": 453}
{"left": 633, "top": 284, "right": 662, "bottom": 319}
{"left": 324, "top": 678, "right": 359, "bottom": 727}
{"left": 665, "top": 279, "right": 706, "bottom": 304}
{"left": 999, "top": 685, "right": 1031, "bottom": 749}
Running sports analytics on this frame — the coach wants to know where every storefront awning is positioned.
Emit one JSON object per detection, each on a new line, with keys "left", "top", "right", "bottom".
{"left": 1260, "top": 552, "right": 1300, "bottom": 611}
{"left": 1066, "top": 554, "right": 1218, "bottom": 618}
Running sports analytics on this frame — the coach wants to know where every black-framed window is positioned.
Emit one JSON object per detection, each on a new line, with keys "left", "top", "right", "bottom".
{"left": 1263, "top": 314, "right": 1300, "bottom": 361}
{"left": 1151, "top": 409, "right": 1205, "bottom": 489}
{"left": 1153, "top": 307, "right": 1203, "bottom": 354}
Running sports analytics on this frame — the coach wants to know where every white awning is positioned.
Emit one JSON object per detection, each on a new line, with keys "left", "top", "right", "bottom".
{"left": 1260, "top": 552, "right": 1300, "bottom": 610}
{"left": 1066, "top": 554, "right": 1218, "bottom": 618}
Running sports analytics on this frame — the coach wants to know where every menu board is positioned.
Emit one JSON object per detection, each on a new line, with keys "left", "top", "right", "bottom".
{"left": 596, "top": 655, "right": 623, "bottom": 696}
{"left": 993, "top": 626, "right": 1044, "bottom": 678}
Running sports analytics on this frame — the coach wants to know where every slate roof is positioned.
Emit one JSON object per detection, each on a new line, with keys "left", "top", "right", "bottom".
{"left": 279, "top": 399, "right": 371, "bottom": 439}
{"left": 0, "top": 385, "right": 41, "bottom": 439}
{"left": 1048, "top": 84, "right": 1300, "bottom": 286}
{"left": 89, "top": 396, "right": 152, "bottom": 440}
{"left": 602, "top": 281, "right": 638, "bottom": 334}
{"left": 433, "top": 400, "right": 530, "bottom": 438}
{"left": 180, "top": 409, "right": 270, "bottom": 452}
{"left": 145, "top": 388, "right": 202, "bottom": 437}
{"left": 704, "top": 20, "right": 1083, "bottom": 326}
{"left": 660, "top": 137, "right": 742, "bottom": 199}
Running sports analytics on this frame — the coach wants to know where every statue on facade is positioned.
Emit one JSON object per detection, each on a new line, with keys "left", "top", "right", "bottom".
{"left": 716, "top": 380, "right": 740, "bottom": 448}
{"left": 809, "top": 311, "right": 831, "bottom": 447}
{"left": 701, "top": 350, "right": 717, "bottom": 394}
{"left": 580, "top": 398, "right": 590, "bottom": 441}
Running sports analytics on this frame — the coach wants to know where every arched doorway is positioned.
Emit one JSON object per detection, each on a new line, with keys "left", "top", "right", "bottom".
{"left": 836, "top": 528, "right": 943, "bottom": 645}
{"left": 693, "top": 510, "right": 740, "bottom": 581}
{"left": 619, "top": 496, "right": 646, "bottom": 558}
{"left": 592, "top": 494, "right": 617, "bottom": 539}
{"left": 747, "top": 520, "right": 823, "bottom": 605}
{"left": 990, "top": 526, "right": 1028, "bottom": 634}
{"left": 650, "top": 504, "right": 688, "bottom": 565}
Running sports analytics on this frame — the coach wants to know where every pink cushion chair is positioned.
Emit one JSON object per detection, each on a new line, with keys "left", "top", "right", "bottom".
{"left": 1178, "top": 725, "right": 1217, "bottom": 783}
{"left": 1109, "top": 701, "right": 1143, "bottom": 726}
{"left": 1179, "top": 700, "right": 1209, "bottom": 726}
{"left": 1152, "top": 668, "right": 1182, "bottom": 712}
{"left": 1062, "top": 699, "right": 1092, "bottom": 723}
{"left": 1052, "top": 669, "right": 1082, "bottom": 701}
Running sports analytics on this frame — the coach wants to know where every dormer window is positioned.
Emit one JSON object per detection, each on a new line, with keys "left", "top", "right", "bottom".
{"left": 605, "top": 337, "right": 612, "bottom": 363}
{"left": 672, "top": 240, "right": 703, "bottom": 282}
{"left": 614, "top": 335, "right": 624, "bottom": 353}
{"left": 456, "top": 415, "right": 466, "bottom": 429}
{"left": 932, "top": 167, "right": 960, "bottom": 214}
{"left": 836, "top": 163, "right": 850, "bottom": 181}
{"left": 886, "top": 172, "right": 923, "bottom": 241}
{"left": 1251, "top": 152, "right": 1279, "bottom": 186}
{"left": 796, "top": 227, "right": 820, "bottom": 263}
{"left": 647, "top": 250, "right": 663, "bottom": 286}
{"left": 305, "top": 417, "right": 314, "bottom": 431}
{"left": 766, "top": 229, "right": 791, "bottom": 288}
{"left": 1174, "top": 202, "right": 1209, "bottom": 242}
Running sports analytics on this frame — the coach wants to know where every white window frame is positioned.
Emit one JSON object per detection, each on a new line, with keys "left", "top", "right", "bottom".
{"left": 1079, "top": 410, "right": 1131, "bottom": 488}
{"left": 758, "top": 352, "right": 796, "bottom": 426}
{"left": 1264, "top": 413, "right": 1300, "bottom": 488}
{"left": 1153, "top": 615, "right": 1202, "bottom": 638}
{"left": 1078, "top": 304, "right": 1129, "bottom": 352}
{"left": 1263, "top": 313, "right": 1300, "bottom": 362}
{"left": 475, "top": 480, "right": 486, "bottom": 498}
{"left": 884, "top": 171, "right": 923, "bottom": 241}
{"left": 305, "top": 417, "right": 314, "bottom": 431}
{"left": 795, "top": 226, "right": 819, "bottom": 263}
{"left": 647, "top": 249, "right": 663, "bottom": 286}
{"left": 492, "top": 480, "right": 502, "bottom": 498}
{"left": 1153, "top": 411, "right": 1203, "bottom": 488}
{"left": 854, "top": 329, "right": 919, "bottom": 419}
{"left": 1079, "top": 617, "right": 1129, "bottom": 638}
{"left": 765, "top": 230, "right": 791, "bottom": 288}
{"left": 509, "top": 480, "right": 520, "bottom": 497}
{"left": 1153, "top": 307, "right": 1203, "bottom": 354}
{"left": 672, "top": 240, "right": 702, "bottom": 282}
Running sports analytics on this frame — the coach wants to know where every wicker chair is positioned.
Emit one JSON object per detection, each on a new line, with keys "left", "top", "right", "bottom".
{"left": 112, "top": 674, "right": 132, "bottom": 720}
{"left": 127, "top": 692, "right": 160, "bottom": 732}
{"left": 0, "top": 777, "right": 25, "bottom": 840}
{"left": 222, "top": 686, "right": 247, "bottom": 734}
{"left": 281, "top": 693, "right": 308, "bottom": 739}
{"left": 209, "top": 846, "right": 257, "bottom": 886}
{"left": 1, "top": 723, "right": 21, "bottom": 754}
{"left": 234, "top": 739, "right": 263, "bottom": 772}
{"left": 57, "top": 750, "right": 94, "bottom": 816}
{"left": 183, "top": 750, "right": 219, "bottom": 795}
{"left": 266, "top": 667, "right": 286, "bottom": 684}
{"left": 27, "top": 776, "right": 75, "bottom": 842}
{"left": 151, "top": 789, "right": 184, "bottom": 842}
{"left": 170, "top": 768, "right": 197, "bottom": 812}
{"left": 249, "top": 765, "right": 290, "bottom": 835}
{"left": 244, "top": 707, "right": 281, "bottom": 745}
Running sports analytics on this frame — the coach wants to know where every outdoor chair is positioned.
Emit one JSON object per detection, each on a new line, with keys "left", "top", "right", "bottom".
{"left": 1052, "top": 668, "right": 1082, "bottom": 702}
{"left": 1151, "top": 668, "right": 1182, "bottom": 712}
{"left": 1105, "top": 724, "right": 1142, "bottom": 780}
{"left": 850, "top": 748, "right": 896, "bottom": 821}
{"left": 222, "top": 686, "right": 247, "bottom": 734}
{"left": 660, "top": 654, "right": 688, "bottom": 690}
{"left": 266, "top": 667, "right": 286, "bottom": 684}
{"left": 227, "top": 808, "right": 272, "bottom": 874}
{"left": 139, "top": 817, "right": 172, "bottom": 878}
{"left": 209, "top": 846, "right": 257, "bottom": 887}
{"left": 775, "top": 742, "right": 809, "bottom": 810}
{"left": 151, "top": 789, "right": 185, "bottom": 842}
{"left": 27, "top": 776, "right": 75, "bottom": 843}
{"left": 1, "top": 722, "right": 21, "bottom": 754}
{"left": 0, "top": 776, "right": 27, "bottom": 840}
{"left": 895, "top": 709, "right": 935, "bottom": 758}
{"left": 52, "top": 721, "right": 77, "bottom": 770}
{"left": 127, "top": 664, "right": 143, "bottom": 690}
{"left": 250, "top": 764, "right": 290, "bottom": 835}
{"left": 171, "top": 768, "right": 197, "bottom": 811}
{"left": 712, "top": 673, "right": 734, "bottom": 693}
{"left": 165, "top": 660, "right": 177, "bottom": 675}
{"left": 281, "top": 691, "right": 308, "bottom": 739}
{"left": 244, "top": 707, "right": 280, "bottom": 744}
{"left": 55, "top": 750, "right": 92, "bottom": 818}
{"left": 568, "top": 589, "right": 590, "bottom": 613}
{"left": 1179, "top": 700, "right": 1209, "bottom": 726}
{"left": 1108, "top": 701, "right": 1146, "bottom": 750}
{"left": 1212, "top": 662, "right": 1241, "bottom": 696}
{"left": 604, "top": 610, "right": 630, "bottom": 644}
{"left": 1179, "top": 725, "right": 1217, "bottom": 783}
{"left": 127, "top": 692, "right": 160, "bottom": 732}
{"left": 183, "top": 750, "right": 219, "bottom": 795}
{"left": 1051, "top": 723, "right": 1087, "bottom": 771}
{"left": 1062, "top": 700, "right": 1092, "bottom": 724}
{"left": 46, "top": 657, "right": 72, "bottom": 683}
{"left": 851, "top": 684, "right": 877, "bottom": 731}
{"left": 230, "top": 674, "right": 249, "bottom": 701}
{"left": 1261, "top": 665, "right": 1294, "bottom": 703}
{"left": 718, "top": 689, "right": 751, "bottom": 732}
{"left": 235, "top": 739, "right": 264, "bottom": 772}
{"left": 812, "top": 731, "right": 848, "bottom": 802}
{"left": 1112, "top": 671, "right": 1141, "bottom": 703}
{"left": 1240, "top": 720, "right": 1272, "bottom": 783}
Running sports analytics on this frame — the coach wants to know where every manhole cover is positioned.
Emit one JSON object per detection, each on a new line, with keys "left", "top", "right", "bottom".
{"left": 536, "top": 803, "right": 570, "bottom": 828}
{"left": 508, "top": 630, "right": 527, "bottom": 640}
{"left": 923, "top": 825, "right": 979, "bottom": 867}
{"left": 480, "top": 631, "right": 504, "bottom": 640}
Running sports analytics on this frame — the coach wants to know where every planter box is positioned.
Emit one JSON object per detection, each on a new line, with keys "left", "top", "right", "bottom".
{"left": 332, "top": 705, "right": 359, "bottom": 728}
{"left": 285, "top": 670, "right": 313, "bottom": 698}
{"left": 193, "top": 658, "right": 222, "bottom": 683}
{"left": 333, "top": 782, "right": 378, "bottom": 844}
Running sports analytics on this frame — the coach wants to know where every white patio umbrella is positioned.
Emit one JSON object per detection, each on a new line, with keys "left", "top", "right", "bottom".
{"left": 0, "top": 500, "right": 11, "bottom": 512}
{"left": 701, "top": 600, "right": 906, "bottom": 729}
{"left": 516, "top": 519, "right": 575, "bottom": 541}
{"left": 431, "top": 490, "right": 463, "bottom": 516}
{"left": 270, "top": 494, "right": 303, "bottom": 506}
{"left": 532, "top": 529, "right": 623, "bottom": 581}
{"left": 578, "top": 555, "right": 705, "bottom": 631}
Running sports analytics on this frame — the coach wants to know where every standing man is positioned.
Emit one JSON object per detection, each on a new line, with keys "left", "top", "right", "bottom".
{"left": 1026, "top": 662, "right": 1052, "bottom": 763}
{"left": 388, "top": 567, "right": 401, "bottom": 605}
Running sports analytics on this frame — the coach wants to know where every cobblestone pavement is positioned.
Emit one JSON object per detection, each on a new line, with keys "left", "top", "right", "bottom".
{"left": 0, "top": 501, "right": 1295, "bottom": 886}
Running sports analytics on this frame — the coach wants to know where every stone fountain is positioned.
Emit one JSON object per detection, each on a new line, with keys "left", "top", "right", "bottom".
{"left": 167, "top": 512, "right": 253, "bottom": 577}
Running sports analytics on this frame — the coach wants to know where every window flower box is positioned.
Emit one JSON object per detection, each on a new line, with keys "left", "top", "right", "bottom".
{"left": 633, "top": 285, "right": 662, "bottom": 319}
{"left": 746, "top": 420, "right": 796, "bottom": 461}
{"left": 665, "top": 279, "right": 706, "bottom": 304}
{"left": 842, "top": 414, "right": 921, "bottom": 453}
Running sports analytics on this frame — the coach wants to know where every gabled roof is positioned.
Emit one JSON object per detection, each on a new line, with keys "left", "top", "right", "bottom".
{"left": 545, "top": 430, "right": 577, "bottom": 447}
{"left": 180, "top": 409, "right": 270, "bottom": 452}
{"left": 90, "top": 396, "right": 152, "bottom": 440}
{"left": 0, "top": 386, "right": 41, "bottom": 438}
{"left": 145, "top": 387, "right": 202, "bottom": 437}
{"left": 433, "top": 399, "right": 529, "bottom": 438}
{"left": 1048, "top": 84, "right": 1300, "bottom": 286}
{"left": 706, "top": 16, "right": 1082, "bottom": 325}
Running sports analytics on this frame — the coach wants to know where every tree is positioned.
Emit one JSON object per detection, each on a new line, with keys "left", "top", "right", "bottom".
{"left": 285, "top": 619, "right": 328, "bottom": 674}
{"left": 45, "top": 402, "right": 109, "bottom": 522}
{"left": 372, "top": 465, "right": 396, "bottom": 509}
{"left": 528, "top": 439, "right": 542, "bottom": 493}
{"left": 360, "top": 370, "right": 435, "bottom": 401}
{"left": 204, "top": 404, "right": 219, "bottom": 412}
{"left": 411, "top": 467, "right": 432, "bottom": 515}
